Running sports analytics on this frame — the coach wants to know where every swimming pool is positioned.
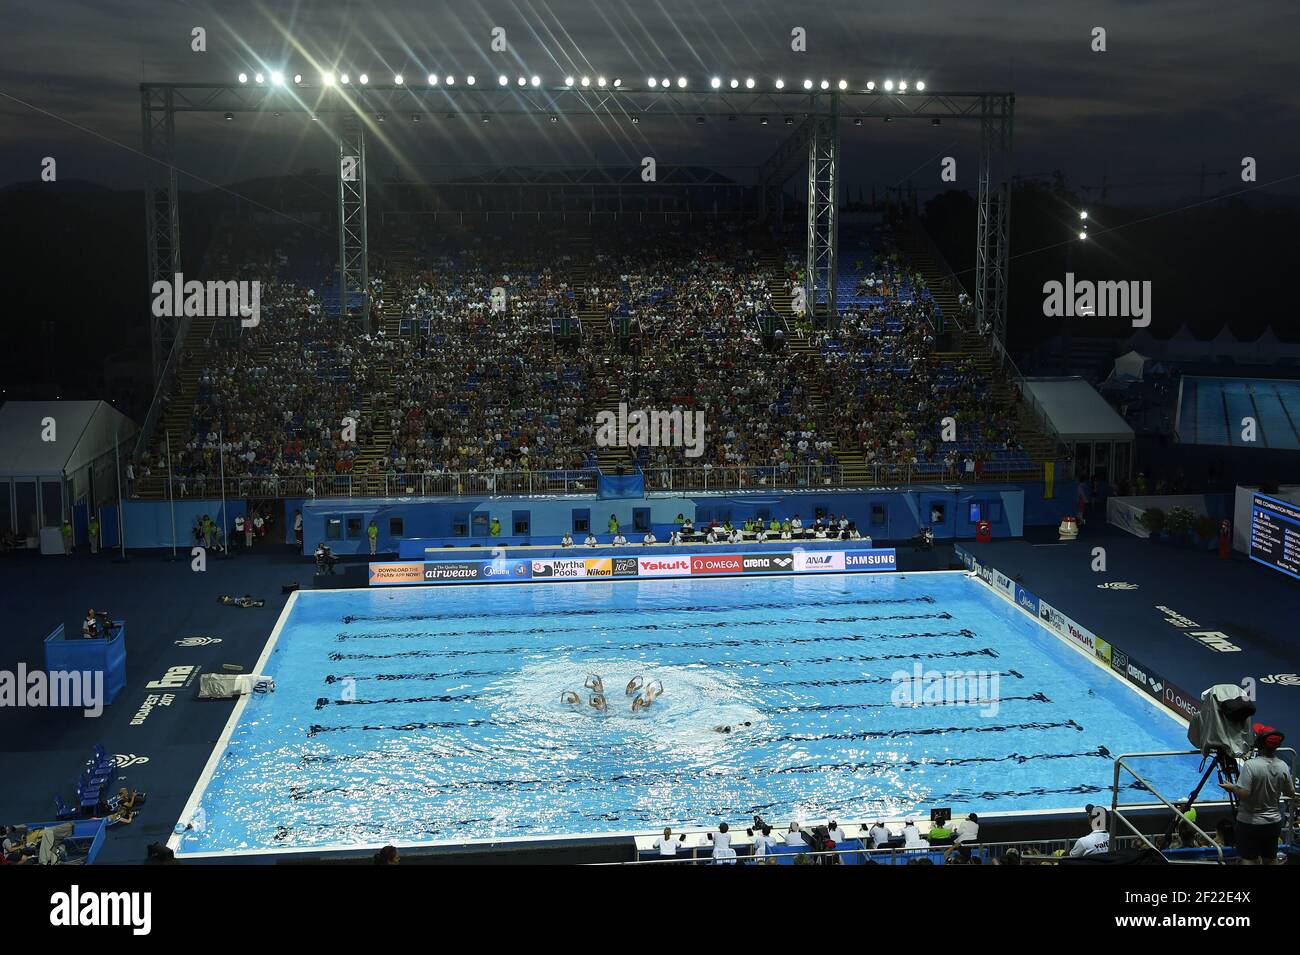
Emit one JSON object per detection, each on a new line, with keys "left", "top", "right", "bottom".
{"left": 173, "top": 571, "right": 1203, "bottom": 856}
{"left": 1177, "top": 376, "right": 1300, "bottom": 449}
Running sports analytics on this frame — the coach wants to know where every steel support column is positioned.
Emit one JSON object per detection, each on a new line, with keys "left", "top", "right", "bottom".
{"left": 337, "top": 114, "right": 369, "bottom": 318}
{"left": 805, "top": 96, "right": 839, "bottom": 323}
{"left": 975, "top": 94, "right": 1014, "bottom": 354}
{"left": 141, "top": 86, "right": 182, "bottom": 382}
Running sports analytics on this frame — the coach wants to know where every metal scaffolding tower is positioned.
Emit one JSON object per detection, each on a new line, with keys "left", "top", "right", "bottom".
{"left": 805, "top": 100, "right": 840, "bottom": 321}
{"left": 975, "top": 94, "right": 1015, "bottom": 348}
{"left": 337, "top": 113, "right": 369, "bottom": 318}
{"left": 140, "top": 86, "right": 182, "bottom": 376}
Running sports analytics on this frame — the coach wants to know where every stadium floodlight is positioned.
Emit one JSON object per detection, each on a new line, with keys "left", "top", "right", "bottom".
{"left": 595, "top": 76, "right": 605, "bottom": 87}
{"left": 866, "top": 81, "right": 875, "bottom": 91}
{"left": 445, "top": 75, "right": 454, "bottom": 84}
{"left": 745, "top": 77, "right": 755, "bottom": 89}
{"left": 565, "top": 76, "right": 574, "bottom": 86}
{"left": 774, "top": 78, "right": 785, "bottom": 89}
{"left": 581, "top": 76, "right": 591, "bottom": 87}
{"left": 883, "top": 79, "right": 894, "bottom": 91}
{"left": 1079, "top": 210, "right": 1089, "bottom": 220}
{"left": 820, "top": 79, "right": 830, "bottom": 90}
{"left": 677, "top": 77, "right": 687, "bottom": 88}
{"left": 322, "top": 72, "right": 335, "bottom": 85}
{"left": 238, "top": 72, "right": 248, "bottom": 84}
{"left": 729, "top": 78, "right": 739, "bottom": 89}
{"left": 630, "top": 114, "right": 639, "bottom": 123}
{"left": 803, "top": 78, "right": 813, "bottom": 90}
{"left": 293, "top": 73, "right": 303, "bottom": 85}
{"left": 534, "top": 76, "right": 543, "bottom": 87}
{"left": 498, "top": 75, "right": 509, "bottom": 86}
{"left": 359, "top": 73, "right": 369, "bottom": 85}
{"left": 711, "top": 77, "right": 721, "bottom": 88}
{"left": 899, "top": 80, "right": 908, "bottom": 91}
{"left": 838, "top": 79, "right": 848, "bottom": 90}
{"left": 271, "top": 71, "right": 284, "bottom": 86}
{"left": 647, "top": 77, "right": 657, "bottom": 87}
{"left": 466, "top": 75, "right": 475, "bottom": 85}
{"left": 1079, "top": 231, "right": 1088, "bottom": 241}
{"left": 660, "top": 77, "right": 669, "bottom": 88}
{"left": 517, "top": 76, "right": 526, "bottom": 86}
{"left": 393, "top": 74, "right": 403, "bottom": 85}
{"left": 339, "top": 73, "right": 350, "bottom": 84}
{"left": 916, "top": 80, "right": 926, "bottom": 91}
{"left": 254, "top": 72, "right": 265, "bottom": 84}
{"left": 427, "top": 73, "right": 438, "bottom": 85}
{"left": 612, "top": 78, "right": 622, "bottom": 87}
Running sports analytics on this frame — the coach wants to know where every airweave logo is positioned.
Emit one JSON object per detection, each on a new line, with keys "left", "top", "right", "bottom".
{"left": 50, "top": 886, "right": 151, "bottom": 935}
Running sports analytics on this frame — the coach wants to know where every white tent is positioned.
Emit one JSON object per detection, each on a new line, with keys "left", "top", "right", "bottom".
{"left": 1111, "top": 350, "right": 1150, "bottom": 381}
{"left": 0, "top": 400, "right": 137, "bottom": 537}
{"left": 1022, "top": 378, "right": 1135, "bottom": 482}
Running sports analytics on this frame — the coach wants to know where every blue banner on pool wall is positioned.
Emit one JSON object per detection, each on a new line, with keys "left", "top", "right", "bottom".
{"left": 368, "top": 547, "right": 897, "bottom": 586}
{"left": 954, "top": 544, "right": 1199, "bottom": 721}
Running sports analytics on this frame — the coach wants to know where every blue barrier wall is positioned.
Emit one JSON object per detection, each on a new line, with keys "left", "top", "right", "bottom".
{"left": 91, "top": 483, "right": 1075, "bottom": 555}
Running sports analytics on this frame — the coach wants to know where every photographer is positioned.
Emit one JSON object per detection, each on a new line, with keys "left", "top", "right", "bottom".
{"left": 1221, "top": 724, "right": 1295, "bottom": 865}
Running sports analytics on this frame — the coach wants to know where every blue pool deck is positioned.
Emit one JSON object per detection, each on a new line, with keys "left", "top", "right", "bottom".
{"left": 168, "top": 568, "right": 1203, "bottom": 859}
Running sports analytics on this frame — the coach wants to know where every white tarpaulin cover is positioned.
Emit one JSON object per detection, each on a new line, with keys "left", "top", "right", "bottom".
{"left": 1022, "top": 378, "right": 1135, "bottom": 442}
{"left": 1111, "top": 350, "right": 1149, "bottom": 381}
{"left": 0, "top": 400, "right": 136, "bottom": 478}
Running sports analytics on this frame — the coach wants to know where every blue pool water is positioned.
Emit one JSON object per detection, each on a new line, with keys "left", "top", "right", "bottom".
{"left": 176, "top": 572, "right": 1203, "bottom": 855}
{"left": 1179, "top": 376, "right": 1300, "bottom": 449}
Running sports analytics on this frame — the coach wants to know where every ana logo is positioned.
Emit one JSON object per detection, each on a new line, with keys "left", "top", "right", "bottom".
{"left": 145, "top": 665, "right": 198, "bottom": 690}
{"left": 1096, "top": 582, "right": 1138, "bottom": 590}
{"left": 175, "top": 636, "right": 222, "bottom": 647}
{"left": 112, "top": 753, "right": 149, "bottom": 768}
{"left": 1260, "top": 673, "right": 1300, "bottom": 686}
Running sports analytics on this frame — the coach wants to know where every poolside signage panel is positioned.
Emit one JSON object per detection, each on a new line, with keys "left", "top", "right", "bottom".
{"left": 1014, "top": 585, "right": 1040, "bottom": 617}
{"left": 368, "top": 547, "right": 898, "bottom": 585}
{"left": 1248, "top": 492, "right": 1300, "bottom": 581}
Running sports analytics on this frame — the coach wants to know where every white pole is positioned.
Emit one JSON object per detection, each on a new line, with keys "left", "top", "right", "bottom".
{"left": 114, "top": 419, "right": 126, "bottom": 559}
{"left": 219, "top": 425, "right": 228, "bottom": 555}
{"left": 166, "top": 430, "right": 177, "bottom": 558}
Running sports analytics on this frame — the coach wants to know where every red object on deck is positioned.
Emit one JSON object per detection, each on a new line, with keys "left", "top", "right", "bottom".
{"left": 1218, "top": 520, "right": 1231, "bottom": 560}
{"left": 975, "top": 519, "right": 993, "bottom": 543}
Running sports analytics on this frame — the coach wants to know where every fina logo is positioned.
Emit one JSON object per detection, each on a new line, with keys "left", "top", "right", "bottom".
{"left": 1097, "top": 582, "right": 1139, "bottom": 590}
{"left": 1261, "top": 674, "right": 1300, "bottom": 686}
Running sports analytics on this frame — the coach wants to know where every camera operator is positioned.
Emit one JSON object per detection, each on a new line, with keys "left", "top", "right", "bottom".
{"left": 1221, "top": 724, "right": 1295, "bottom": 865}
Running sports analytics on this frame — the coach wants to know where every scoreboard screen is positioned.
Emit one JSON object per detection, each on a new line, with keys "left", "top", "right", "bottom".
{"left": 1249, "top": 492, "right": 1300, "bottom": 582}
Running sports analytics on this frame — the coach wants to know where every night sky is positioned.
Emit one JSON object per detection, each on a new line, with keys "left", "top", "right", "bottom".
{"left": 2, "top": 0, "right": 1298, "bottom": 203}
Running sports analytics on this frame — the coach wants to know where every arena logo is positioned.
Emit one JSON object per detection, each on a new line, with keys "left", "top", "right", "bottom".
{"left": 637, "top": 556, "right": 691, "bottom": 577}
{"left": 743, "top": 553, "right": 794, "bottom": 572}
{"left": 1041, "top": 273, "right": 1151, "bottom": 327}
{"left": 49, "top": 885, "right": 151, "bottom": 936}
{"left": 0, "top": 665, "right": 104, "bottom": 717}
{"left": 151, "top": 272, "right": 260, "bottom": 328}
{"left": 890, "top": 663, "right": 1001, "bottom": 717}
{"left": 594, "top": 403, "right": 705, "bottom": 458}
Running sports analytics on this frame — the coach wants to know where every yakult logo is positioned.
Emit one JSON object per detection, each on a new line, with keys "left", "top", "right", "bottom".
{"left": 151, "top": 272, "right": 261, "bottom": 328}
{"left": 638, "top": 556, "right": 691, "bottom": 576}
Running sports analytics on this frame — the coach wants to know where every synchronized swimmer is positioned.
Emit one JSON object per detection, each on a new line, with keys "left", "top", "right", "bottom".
{"left": 561, "top": 674, "right": 664, "bottom": 713}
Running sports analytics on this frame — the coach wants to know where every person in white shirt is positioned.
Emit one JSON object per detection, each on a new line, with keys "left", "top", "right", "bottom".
{"left": 902, "top": 820, "right": 927, "bottom": 848}
{"left": 1069, "top": 829, "right": 1110, "bottom": 857}
{"left": 560, "top": 532, "right": 574, "bottom": 547}
{"left": 652, "top": 827, "right": 688, "bottom": 857}
{"left": 727, "top": 529, "right": 742, "bottom": 544}
{"left": 954, "top": 813, "right": 980, "bottom": 845}
{"left": 868, "top": 822, "right": 891, "bottom": 848}
{"left": 707, "top": 822, "right": 733, "bottom": 858}
{"left": 750, "top": 825, "right": 778, "bottom": 859}
{"left": 682, "top": 518, "right": 695, "bottom": 534}
{"left": 584, "top": 533, "right": 598, "bottom": 547}
{"left": 669, "top": 530, "right": 681, "bottom": 546}
{"left": 642, "top": 531, "right": 657, "bottom": 545}
{"left": 705, "top": 528, "right": 719, "bottom": 544}
{"left": 790, "top": 515, "right": 803, "bottom": 535}
{"left": 784, "top": 822, "right": 805, "bottom": 846}
{"left": 755, "top": 528, "right": 768, "bottom": 542}
{"left": 814, "top": 526, "right": 828, "bottom": 539}
{"left": 826, "top": 821, "right": 850, "bottom": 846}
{"left": 1085, "top": 803, "right": 1108, "bottom": 832}
{"left": 612, "top": 533, "right": 628, "bottom": 546}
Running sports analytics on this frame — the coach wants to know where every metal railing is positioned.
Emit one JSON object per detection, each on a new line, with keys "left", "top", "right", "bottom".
{"left": 641, "top": 460, "right": 1043, "bottom": 491}
{"left": 134, "top": 474, "right": 357, "bottom": 499}
{"left": 382, "top": 469, "right": 598, "bottom": 497}
{"left": 592, "top": 836, "right": 1143, "bottom": 865}
{"left": 1111, "top": 748, "right": 1298, "bottom": 863}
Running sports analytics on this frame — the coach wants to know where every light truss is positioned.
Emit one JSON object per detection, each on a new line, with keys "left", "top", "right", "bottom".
{"left": 140, "top": 82, "right": 1014, "bottom": 382}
